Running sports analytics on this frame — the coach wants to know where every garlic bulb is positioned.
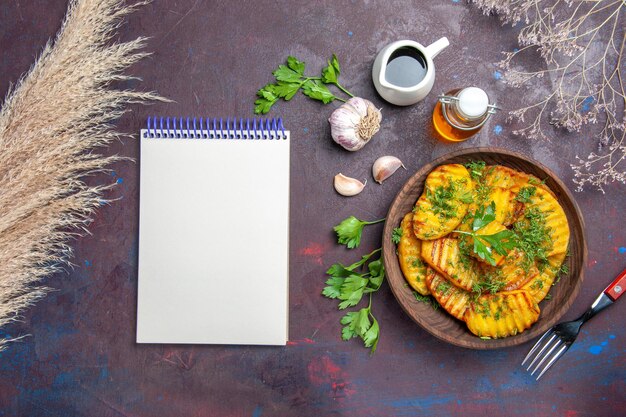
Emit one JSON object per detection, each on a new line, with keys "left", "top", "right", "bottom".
{"left": 329, "top": 97, "right": 382, "bottom": 151}
{"left": 372, "top": 156, "right": 405, "bottom": 184}
{"left": 334, "top": 173, "right": 366, "bottom": 196}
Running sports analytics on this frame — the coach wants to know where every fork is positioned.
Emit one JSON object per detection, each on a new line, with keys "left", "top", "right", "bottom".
{"left": 522, "top": 267, "right": 626, "bottom": 380}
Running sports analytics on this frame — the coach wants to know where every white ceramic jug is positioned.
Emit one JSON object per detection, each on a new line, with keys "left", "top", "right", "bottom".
{"left": 372, "top": 38, "right": 449, "bottom": 106}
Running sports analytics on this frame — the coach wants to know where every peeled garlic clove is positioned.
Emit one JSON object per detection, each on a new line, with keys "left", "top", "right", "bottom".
{"left": 334, "top": 173, "right": 366, "bottom": 196}
{"left": 329, "top": 97, "right": 382, "bottom": 151}
{"left": 372, "top": 156, "right": 405, "bottom": 184}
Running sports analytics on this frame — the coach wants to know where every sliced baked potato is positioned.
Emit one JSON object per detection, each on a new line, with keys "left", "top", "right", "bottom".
{"left": 483, "top": 165, "right": 530, "bottom": 190}
{"left": 489, "top": 187, "right": 524, "bottom": 226}
{"left": 424, "top": 267, "right": 470, "bottom": 321}
{"left": 477, "top": 248, "right": 539, "bottom": 291}
{"left": 413, "top": 164, "right": 473, "bottom": 240}
{"left": 398, "top": 212, "right": 429, "bottom": 295}
{"left": 464, "top": 290, "right": 540, "bottom": 338}
{"left": 421, "top": 237, "right": 477, "bottom": 292}
{"left": 462, "top": 186, "right": 523, "bottom": 228}
{"left": 523, "top": 187, "right": 570, "bottom": 257}
{"left": 500, "top": 248, "right": 540, "bottom": 291}
{"left": 522, "top": 251, "right": 567, "bottom": 303}
{"left": 484, "top": 165, "right": 555, "bottom": 198}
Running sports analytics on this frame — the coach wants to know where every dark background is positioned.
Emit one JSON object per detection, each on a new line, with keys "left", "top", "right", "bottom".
{"left": 0, "top": 1, "right": 624, "bottom": 416}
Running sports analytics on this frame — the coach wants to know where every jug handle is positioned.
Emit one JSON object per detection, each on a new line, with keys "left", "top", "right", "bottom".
{"left": 424, "top": 37, "right": 449, "bottom": 60}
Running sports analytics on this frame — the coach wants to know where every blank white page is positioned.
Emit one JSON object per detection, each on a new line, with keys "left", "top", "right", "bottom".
{"left": 137, "top": 130, "right": 289, "bottom": 345}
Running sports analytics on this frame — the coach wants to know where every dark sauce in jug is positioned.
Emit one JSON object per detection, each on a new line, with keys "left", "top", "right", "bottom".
{"left": 385, "top": 47, "right": 428, "bottom": 88}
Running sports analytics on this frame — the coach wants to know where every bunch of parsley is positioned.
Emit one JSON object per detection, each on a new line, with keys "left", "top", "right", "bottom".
{"left": 323, "top": 216, "right": 385, "bottom": 353}
{"left": 255, "top": 55, "right": 354, "bottom": 114}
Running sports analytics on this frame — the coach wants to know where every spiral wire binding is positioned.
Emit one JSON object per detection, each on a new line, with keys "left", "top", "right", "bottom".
{"left": 144, "top": 116, "right": 287, "bottom": 140}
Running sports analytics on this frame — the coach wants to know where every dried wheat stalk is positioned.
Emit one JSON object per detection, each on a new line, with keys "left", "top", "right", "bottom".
{"left": 472, "top": 0, "right": 626, "bottom": 192}
{"left": 0, "top": 0, "right": 164, "bottom": 351}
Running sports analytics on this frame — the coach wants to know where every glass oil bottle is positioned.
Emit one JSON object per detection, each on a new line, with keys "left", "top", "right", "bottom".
{"left": 432, "top": 87, "right": 498, "bottom": 142}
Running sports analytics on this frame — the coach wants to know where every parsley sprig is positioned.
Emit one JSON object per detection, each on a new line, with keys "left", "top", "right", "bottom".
{"left": 323, "top": 248, "right": 384, "bottom": 306}
{"left": 333, "top": 216, "right": 385, "bottom": 249}
{"left": 340, "top": 295, "right": 379, "bottom": 352}
{"left": 454, "top": 201, "right": 518, "bottom": 266}
{"left": 323, "top": 248, "right": 384, "bottom": 353}
{"left": 255, "top": 55, "right": 354, "bottom": 114}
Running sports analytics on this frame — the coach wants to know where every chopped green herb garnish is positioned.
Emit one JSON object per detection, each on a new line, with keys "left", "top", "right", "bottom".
{"left": 426, "top": 183, "right": 459, "bottom": 220}
{"left": 474, "top": 182, "right": 493, "bottom": 206}
{"left": 411, "top": 257, "right": 425, "bottom": 268}
{"left": 392, "top": 227, "right": 403, "bottom": 244}
{"left": 515, "top": 186, "right": 537, "bottom": 203}
{"left": 530, "top": 279, "right": 544, "bottom": 290}
{"left": 436, "top": 281, "right": 452, "bottom": 295}
{"left": 472, "top": 270, "right": 506, "bottom": 295}
{"left": 456, "top": 230, "right": 474, "bottom": 257}
{"left": 465, "top": 161, "right": 486, "bottom": 180}
{"left": 458, "top": 190, "right": 474, "bottom": 204}
{"left": 528, "top": 177, "right": 546, "bottom": 186}
{"left": 494, "top": 305, "right": 504, "bottom": 321}
{"left": 413, "top": 292, "right": 439, "bottom": 310}
{"left": 513, "top": 207, "right": 553, "bottom": 270}
{"left": 474, "top": 299, "right": 491, "bottom": 318}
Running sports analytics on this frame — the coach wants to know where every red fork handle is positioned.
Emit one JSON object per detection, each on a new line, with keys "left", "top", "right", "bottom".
{"left": 604, "top": 267, "right": 626, "bottom": 302}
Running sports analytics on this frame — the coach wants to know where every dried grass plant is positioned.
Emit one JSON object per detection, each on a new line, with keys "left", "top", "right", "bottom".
{"left": 472, "top": 0, "right": 625, "bottom": 192}
{"left": 0, "top": 0, "right": 163, "bottom": 352}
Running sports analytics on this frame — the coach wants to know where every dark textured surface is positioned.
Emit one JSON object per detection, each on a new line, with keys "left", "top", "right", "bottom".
{"left": 0, "top": 1, "right": 624, "bottom": 416}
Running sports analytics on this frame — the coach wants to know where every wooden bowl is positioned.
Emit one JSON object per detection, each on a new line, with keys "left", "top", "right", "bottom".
{"left": 382, "top": 147, "right": 587, "bottom": 349}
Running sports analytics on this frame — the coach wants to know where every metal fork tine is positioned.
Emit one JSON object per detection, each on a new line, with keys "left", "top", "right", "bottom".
{"left": 526, "top": 333, "right": 557, "bottom": 371}
{"left": 535, "top": 344, "right": 569, "bottom": 380}
{"left": 522, "top": 329, "right": 554, "bottom": 366}
{"left": 530, "top": 339, "right": 563, "bottom": 376}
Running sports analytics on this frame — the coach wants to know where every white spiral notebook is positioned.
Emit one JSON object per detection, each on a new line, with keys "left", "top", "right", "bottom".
{"left": 136, "top": 117, "right": 290, "bottom": 345}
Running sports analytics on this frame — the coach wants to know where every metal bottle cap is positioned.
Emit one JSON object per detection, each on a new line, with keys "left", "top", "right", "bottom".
{"left": 457, "top": 87, "right": 489, "bottom": 120}
{"left": 437, "top": 88, "right": 499, "bottom": 131}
